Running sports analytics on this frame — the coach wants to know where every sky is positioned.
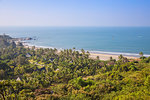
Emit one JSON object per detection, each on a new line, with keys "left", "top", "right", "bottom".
{"left": 0, "top": 0, "right": 150, "bottom": 27}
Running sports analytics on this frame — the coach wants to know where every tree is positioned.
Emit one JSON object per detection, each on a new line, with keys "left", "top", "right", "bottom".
{"left": 110, "top": 57, "right": 113, "bottom": 61}
{"left": 10, "top": 41, "right": 16, "bottom": 48}
{"left": 73, "top": 47, "right": 76, "bottom": 50}
{"left": 0, "top": 61, "right": 10, "bottom": 71}
{"left": 81, "top": 49, "right": 85, "bottom": 55}
{"left": 139, "top": 52, "right": 143, "bottom": 57}
{"left": 17, "top": 42, "right": 23, "bottom": 47}
{"left": 96, "top": 56, "right": 99, "bottom": 60}
{"left": 0, "top": 70, "right": 5, "bottom": 79}
{"left": 118, "top": 54, "right": 123, "bottom": 60}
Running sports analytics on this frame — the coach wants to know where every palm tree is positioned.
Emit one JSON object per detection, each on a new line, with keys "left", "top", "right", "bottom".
{"left": 81, "top": 49, "right": 85, "bottom": 55}
{"left": 139, "top": 52, "right": 143, "bottom": 57}
{"left": 118, "top": 54, "right": 123, "bottom": 60}
{"left": 96, "top": 56, "right": 99, "bottom": 60}
{"left": 110, "top": 56, "right": 113, "bottom": 61}
{"left": 73, "top": 47, "right": 76, "bottom": 50}
{"left": 69, "top": 49, "right": 72, "bottom": 55}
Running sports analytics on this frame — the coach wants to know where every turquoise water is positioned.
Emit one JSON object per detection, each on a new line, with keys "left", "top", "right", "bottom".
{"left": 0, "top": 27, "right": 150, "bottom": 57}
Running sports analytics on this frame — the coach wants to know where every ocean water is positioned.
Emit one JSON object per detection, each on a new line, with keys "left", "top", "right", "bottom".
{"left": 0, "top": 27, "right": 150, "bottom": 57}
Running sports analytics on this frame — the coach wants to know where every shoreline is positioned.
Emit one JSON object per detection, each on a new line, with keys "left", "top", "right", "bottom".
{"left": 23, "top": 43, "right": 140, "bottom": 61}
{"left": 89, "top": 53, "right": 137, "bottom": 60}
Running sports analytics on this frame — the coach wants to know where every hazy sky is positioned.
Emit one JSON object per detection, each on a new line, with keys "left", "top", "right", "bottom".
{"left": 0, "top": 0, "right": 150, "bottom": 26}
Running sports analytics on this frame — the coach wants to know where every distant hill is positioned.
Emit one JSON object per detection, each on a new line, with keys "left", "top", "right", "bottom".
{"left": 0, "top": 34, "right": 16, "bottom": 48}
{"left": 0, "top": 34, "right": 34, "bottom": 48}
{"left": 0, "top": 34, "right": 12, "bottom": 40}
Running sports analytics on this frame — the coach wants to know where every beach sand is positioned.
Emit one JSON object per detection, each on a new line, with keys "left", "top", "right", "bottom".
{"left": 89, "top": 53, "right": 137, "bottom": 61}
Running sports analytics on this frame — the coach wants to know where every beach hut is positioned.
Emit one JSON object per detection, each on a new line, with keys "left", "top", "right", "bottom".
{"left": 55, "top": 68, "right": 59, "bottom": 71}
{"left": 16, "top": 77, "right": 22, "bottom": 81}
{"left": 26, "top": 53, "right": 32, "bottom": 57}
{"left": 69, "top": 60, "right": 73, "bottom": 64}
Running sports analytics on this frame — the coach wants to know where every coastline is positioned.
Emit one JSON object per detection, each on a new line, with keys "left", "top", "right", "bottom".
{"left": 89, "top": 53, "right": 137, "bottom": 60}
{"left": 23, "top": 42, "right": 139, "bottom": 61}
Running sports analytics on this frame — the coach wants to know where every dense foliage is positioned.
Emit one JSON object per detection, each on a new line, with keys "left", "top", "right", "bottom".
{"left": 0, "top": 36, "right": 150, "bottom": 100}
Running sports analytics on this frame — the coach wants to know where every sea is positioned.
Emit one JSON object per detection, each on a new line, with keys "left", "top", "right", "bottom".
{"left": 0, "top": 27, "right": 150, "bottom": 57}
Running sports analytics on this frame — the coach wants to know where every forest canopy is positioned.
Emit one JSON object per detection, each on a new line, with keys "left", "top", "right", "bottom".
{"left": 0, "top": 35, "right": 150, "bottom": 100}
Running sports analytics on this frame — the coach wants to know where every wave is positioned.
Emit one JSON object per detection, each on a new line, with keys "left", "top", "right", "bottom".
{"left": 24, "top": 43, "right": 55, "bottom": 49}
{"left": 24, "top": 43, "right": 150, "bottom": 57}
{"left": 88, "top": 50, "right": 150, "bottom": 57}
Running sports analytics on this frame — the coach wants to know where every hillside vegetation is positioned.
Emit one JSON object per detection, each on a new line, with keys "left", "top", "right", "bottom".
{"left": 0, "top": 35, "right": 150, "bottom": 100}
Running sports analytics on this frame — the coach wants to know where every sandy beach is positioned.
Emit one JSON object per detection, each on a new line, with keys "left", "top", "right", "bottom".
{"left": 89, "top": 53, "right": 137, "bottom": 60}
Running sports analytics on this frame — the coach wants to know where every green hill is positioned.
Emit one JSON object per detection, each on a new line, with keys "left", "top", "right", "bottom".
{"left": 0, "top": 35, "right": 150, "bottom": 100}
{"left": 0, "top": 34, "right": 16, "bottom": 48}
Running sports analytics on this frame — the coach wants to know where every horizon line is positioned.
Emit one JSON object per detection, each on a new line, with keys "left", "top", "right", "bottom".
{"left": 0, "top": 25, "right": 150, "bottom": 27}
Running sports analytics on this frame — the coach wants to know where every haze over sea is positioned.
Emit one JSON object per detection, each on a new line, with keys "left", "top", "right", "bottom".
{"left": 0, "top": 27, "right": 150, "bottom": 57}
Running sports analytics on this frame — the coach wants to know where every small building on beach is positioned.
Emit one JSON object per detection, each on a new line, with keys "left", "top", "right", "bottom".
{"left": 26, "top": 53, "right": 32, "bottom": 57}
{"left": 16, "top": 77, "right": 22, "bottom": 81}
